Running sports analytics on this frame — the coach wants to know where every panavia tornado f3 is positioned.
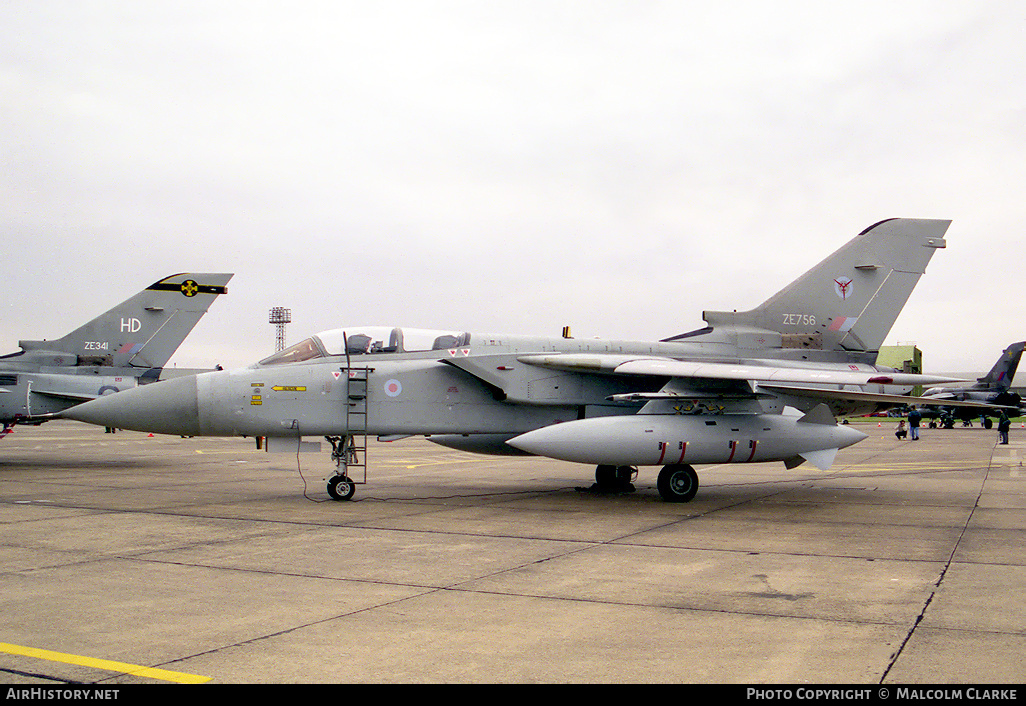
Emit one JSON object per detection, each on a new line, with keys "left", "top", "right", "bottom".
{"left": 62, "top": 219, "right": 988, "bottom": 502}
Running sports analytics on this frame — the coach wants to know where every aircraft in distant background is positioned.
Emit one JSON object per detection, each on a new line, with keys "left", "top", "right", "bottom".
{"left": 1, "top": 272, "right": 231, "bottom": 436}
{"left": 63, "top": 219, "right": 994, "bottom": 502}
{"left": 918, "top": 341, "right": 1025, "bottom": 427}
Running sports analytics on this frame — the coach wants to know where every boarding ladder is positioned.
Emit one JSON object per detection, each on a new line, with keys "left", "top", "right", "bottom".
{"left": 336, "top": 366, "right": 369, "bottom": 486}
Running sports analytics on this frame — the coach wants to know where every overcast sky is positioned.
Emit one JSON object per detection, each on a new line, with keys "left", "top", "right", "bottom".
{"left": 2, "top": 1, "right": 1024, "bottom": 373}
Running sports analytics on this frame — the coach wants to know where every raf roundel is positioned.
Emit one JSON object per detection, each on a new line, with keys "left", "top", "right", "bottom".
{"left": 384, "top": 379, "right": 403, "bottom": 397}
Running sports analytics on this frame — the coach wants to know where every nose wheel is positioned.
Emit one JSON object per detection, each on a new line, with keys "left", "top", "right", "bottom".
{"left": 327, "top": 474, "right": 356, "bottom": 501}
{"left": 325, "top": 434, "right": 362, "bottom": 501}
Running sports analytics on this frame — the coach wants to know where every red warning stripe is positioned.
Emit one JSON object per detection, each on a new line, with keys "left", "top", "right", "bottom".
{"left": 746, "top": 439, "right": 758, "bottom": 462}
{"left": 658, "top": 441, "right": 688, "bottom": 465}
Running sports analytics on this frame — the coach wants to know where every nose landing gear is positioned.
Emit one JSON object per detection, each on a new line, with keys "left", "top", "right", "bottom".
{"left": 325, "top": 435, "right": 362, "bottom": 501}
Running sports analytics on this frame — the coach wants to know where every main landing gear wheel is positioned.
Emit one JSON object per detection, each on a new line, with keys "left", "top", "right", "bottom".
{"left": 595, "top": 464, "right": 636, "bottom": 492}
{"left": 657, "top": 464, "right": 699, "bottom": 503}
{"left": 327, "top": 474, "right": 356, "bottom": 501}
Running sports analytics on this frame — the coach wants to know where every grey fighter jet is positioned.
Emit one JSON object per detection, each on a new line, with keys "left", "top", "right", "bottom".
{"left": 63, "top": 220, "right": 982, "bottom": 502}
{"left": 1, "top": 272, "right": 231, "bottom": 436}
{"left": 918, "top": 341, "right": 1025, "bottom": 426}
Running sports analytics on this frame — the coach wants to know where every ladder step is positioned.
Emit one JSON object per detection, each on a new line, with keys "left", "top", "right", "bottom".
{"left": 343, "top": 366, "right": 370, "bottom": 486}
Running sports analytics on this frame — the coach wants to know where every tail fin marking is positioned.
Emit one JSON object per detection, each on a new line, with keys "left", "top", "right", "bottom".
{"left": 17, "top": 272, "right": 232, "bottom": 369}
{"left": 976, "top": 342, "right": 1026, "bottom": 391}
{"left": 692, "top": 218, "right": 950, "bottom": 355}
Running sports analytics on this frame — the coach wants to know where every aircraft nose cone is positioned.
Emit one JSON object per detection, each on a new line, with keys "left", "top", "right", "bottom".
{"left": 61, "top": 375, "right": 201, "bottom": 436}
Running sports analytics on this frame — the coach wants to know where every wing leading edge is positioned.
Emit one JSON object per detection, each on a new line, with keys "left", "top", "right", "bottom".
{"left": 517, "top": 353, "right": 973, "bottom": 417}
{"left": 517, "top": 353, "right": 962, "bottom": 387}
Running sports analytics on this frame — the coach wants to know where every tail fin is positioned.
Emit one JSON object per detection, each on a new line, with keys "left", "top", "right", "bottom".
{"left": 976, "top": 341, "right": 1025, "bottom": 391}
{"left": 687, "top": 218, "right": 949, "bottom": 357}
{"left": 18, "top": 273, "right": 232, "bottom": 369}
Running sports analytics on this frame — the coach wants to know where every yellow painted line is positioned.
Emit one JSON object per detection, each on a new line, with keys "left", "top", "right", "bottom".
{"left": 0, "top": 642, "right": 211, "bottom": 684}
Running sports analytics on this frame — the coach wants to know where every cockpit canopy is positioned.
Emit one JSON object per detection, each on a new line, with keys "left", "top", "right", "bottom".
{"left": 258, "top": 327, "right": 471, "bottom": 366}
